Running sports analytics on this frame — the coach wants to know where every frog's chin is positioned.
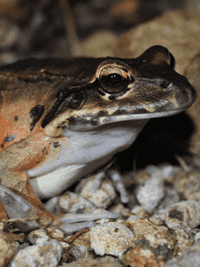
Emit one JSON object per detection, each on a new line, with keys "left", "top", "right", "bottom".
{"left": 28, "top": 119, "right": 149, "bottom": 199}
{"left": 29, "top": 164, "right": 86, "bottom": 199}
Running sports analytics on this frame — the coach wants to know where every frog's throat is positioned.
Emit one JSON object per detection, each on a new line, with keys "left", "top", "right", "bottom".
{"left": 28, "top": 119, "right": 148, "bottom": 199}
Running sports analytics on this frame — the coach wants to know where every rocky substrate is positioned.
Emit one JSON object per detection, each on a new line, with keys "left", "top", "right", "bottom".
{"left": 2, "top": 162, "right": 200, "bottom": 267}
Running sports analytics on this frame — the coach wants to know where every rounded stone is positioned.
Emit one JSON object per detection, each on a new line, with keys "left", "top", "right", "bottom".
{"left": 90, "top": 222, "right": 134, "bottom": 258}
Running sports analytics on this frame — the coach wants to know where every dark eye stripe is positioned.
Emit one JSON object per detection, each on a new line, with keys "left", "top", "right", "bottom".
{"left": 41, "top": 98, "right": 66, "bottom": 128}
{"left": 29, "top": 104, "right": 44, "bottom": 131}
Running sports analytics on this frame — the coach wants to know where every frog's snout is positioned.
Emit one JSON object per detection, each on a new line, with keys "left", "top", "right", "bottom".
{"left": 175, "top": 82, "right": 197, "bottom": 109}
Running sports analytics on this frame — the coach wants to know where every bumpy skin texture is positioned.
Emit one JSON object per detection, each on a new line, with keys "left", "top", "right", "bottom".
{"left": 0, "top": 46, "right": 196, "bottom": 228}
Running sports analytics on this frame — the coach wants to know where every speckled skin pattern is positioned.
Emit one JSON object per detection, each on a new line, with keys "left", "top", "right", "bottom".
{"left": 0, "top": 45, "right": 196, "bottom": 227}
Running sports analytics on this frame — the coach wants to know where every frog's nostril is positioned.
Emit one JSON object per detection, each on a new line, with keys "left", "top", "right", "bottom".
{"left": 160, "top": 81, "right": 170, "bottom": 89}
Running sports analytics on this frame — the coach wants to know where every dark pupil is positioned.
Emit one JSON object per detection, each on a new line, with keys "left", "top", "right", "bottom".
{"left": 106, "top": 74, "right": 123, "bottom": 87}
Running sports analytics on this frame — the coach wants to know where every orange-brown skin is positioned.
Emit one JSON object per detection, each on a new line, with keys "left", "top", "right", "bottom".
{"left": 0, "top": 131, "right": 55, "bottom": 225}
{"left": 0, "top": 67, "right": 65, "bottom": 224}
{"left": 0, "top": 46, "right": 196, "bottom": 228}
{"left": 0, "top": 78, "right": 56, "bottom": 151}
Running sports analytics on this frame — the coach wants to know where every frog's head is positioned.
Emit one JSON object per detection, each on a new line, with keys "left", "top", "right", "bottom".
{"left": 27, "top": 46, "right": 196, "bottom": 199}
{"left": 42, "top": 45, "right": 196, "bottom": 137}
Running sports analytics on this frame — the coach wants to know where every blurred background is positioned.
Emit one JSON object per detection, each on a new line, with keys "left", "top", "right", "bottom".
{"left": 0, "top": 0, "right": 199, "bottom": 64}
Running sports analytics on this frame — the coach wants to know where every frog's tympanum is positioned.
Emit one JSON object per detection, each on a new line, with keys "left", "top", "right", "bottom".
{"left": 0, "top": 46, "right": 196, "bottom": 233}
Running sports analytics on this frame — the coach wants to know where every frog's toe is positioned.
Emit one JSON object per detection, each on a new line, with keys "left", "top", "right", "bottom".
{"left": 56, "top": 221, "right": 95, "bottom": 235}
{"left": 0, "top": 185, "right": 40, "bottom": 232}
{"left": 0, "top": 185, "right": 94, "bottom": 234}
{"left": 55, "top": 210, "right": 119, "bottom": 235}
{"left": 0, "top": 185, "right": 119, "bottom": 235}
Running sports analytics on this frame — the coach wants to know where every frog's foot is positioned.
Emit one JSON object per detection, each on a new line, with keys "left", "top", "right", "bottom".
{"left": 0, "top": 184, "right": 54, "bottom": 232}
{"left": 0, "top": 185, "right": 119, "bottom": 234}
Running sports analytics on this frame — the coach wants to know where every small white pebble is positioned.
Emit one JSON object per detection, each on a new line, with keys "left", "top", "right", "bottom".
{"left": 136, "top": 177, "right": 165, "bottom": 213}
{"left": 90, "top": 222, "right": 134, "bottom": 258}
{"left": 10, "top": 239, "right": 62, "bottom": 267}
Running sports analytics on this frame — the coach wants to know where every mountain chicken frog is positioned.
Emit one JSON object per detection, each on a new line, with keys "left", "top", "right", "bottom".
{"left": 0, "top": 45, "right": 196, "bottom": 232}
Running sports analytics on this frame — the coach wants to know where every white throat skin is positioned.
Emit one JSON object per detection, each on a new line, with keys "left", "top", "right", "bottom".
{"left": 27, "top": 119, "right": 148, "bottom": 199}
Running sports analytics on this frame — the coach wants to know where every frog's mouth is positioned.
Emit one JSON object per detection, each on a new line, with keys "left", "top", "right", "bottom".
{"left": 64, "top": 107, "right": 187, "bottom": 131}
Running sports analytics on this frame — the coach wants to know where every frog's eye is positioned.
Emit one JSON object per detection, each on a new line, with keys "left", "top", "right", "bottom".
{"left": 99, "top": 66, "right": 129, "bottom": 94}
{"left": 69, "top": 92, "right": 83, "bottom": 109}
{"left": 101, "top": 73, "right": 127, "bottom": 93}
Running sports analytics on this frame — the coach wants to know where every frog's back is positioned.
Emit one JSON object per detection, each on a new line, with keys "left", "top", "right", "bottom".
{"left": 0, "top": 74, "right": 48, "bottom": 151}
{"left": 0, "top": 59, "right": 65, "bottom": 151}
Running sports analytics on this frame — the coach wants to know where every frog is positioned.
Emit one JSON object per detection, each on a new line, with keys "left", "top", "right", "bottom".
{"left": 0, "top": 45, "right": 196, "bottom": 233}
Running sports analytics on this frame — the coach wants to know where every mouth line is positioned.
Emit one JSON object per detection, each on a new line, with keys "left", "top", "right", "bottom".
{"left": 93, "top": 108, "right": 186, "bottom": 122}
{"left": 65, "top": 108, "right": 187, "bottom": 132}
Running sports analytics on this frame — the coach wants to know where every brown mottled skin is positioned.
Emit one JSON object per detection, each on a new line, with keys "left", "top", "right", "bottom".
{"left": 0, "top": 46, "right": 196, "bottom": 228}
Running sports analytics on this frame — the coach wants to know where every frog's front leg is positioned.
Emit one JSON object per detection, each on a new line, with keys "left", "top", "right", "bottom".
{"left": 0, "top": 132, "right": 55, "bottom": 230}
